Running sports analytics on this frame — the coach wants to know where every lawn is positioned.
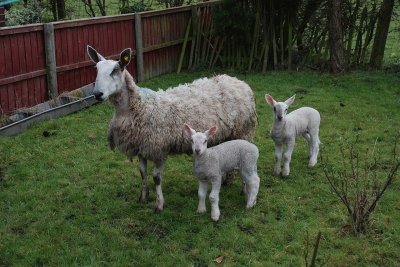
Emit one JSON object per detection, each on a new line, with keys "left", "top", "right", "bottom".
{"left": 0, "top": 70, "right": 399, "bottom": 266}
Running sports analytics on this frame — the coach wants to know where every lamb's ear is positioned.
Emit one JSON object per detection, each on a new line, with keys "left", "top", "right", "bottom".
{"left": 265, "top": 94, "right": 276, "bottom": 107}
{"left": 118, "top": 48, "right": 132, "bottom": 69}
{"left": 206, "top": 126, "right": 217, "bottom": 137}
{"left": 87, "top": 45, "right": 105, "bottom": 63}
{"left": 183, "top": 123, "right": 196, "bottom": 136}
{"left": 285, "top": 94, "right": 296, "bottom": 106}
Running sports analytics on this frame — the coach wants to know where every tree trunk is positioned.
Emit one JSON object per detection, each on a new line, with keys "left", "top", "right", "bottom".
{"left": 56, "top": 0, "right": 66, "bottom": 20}
{"left": 297, "top": 0, "right": 323, "bottom": 51}
{"left": 328, "top": 0, "right": 348, "bottom": 73}
{"left": 369, "top": 0, "right": 395, "bottom": 69}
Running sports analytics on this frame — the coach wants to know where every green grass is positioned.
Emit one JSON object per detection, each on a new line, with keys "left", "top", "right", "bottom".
{"left": 1, "top": 70, "right": 400, "bottom": 266}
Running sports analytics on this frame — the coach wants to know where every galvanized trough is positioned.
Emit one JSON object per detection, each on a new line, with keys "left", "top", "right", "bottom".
{"left": 0, "top": 84, "right": 97, "bottom": 136}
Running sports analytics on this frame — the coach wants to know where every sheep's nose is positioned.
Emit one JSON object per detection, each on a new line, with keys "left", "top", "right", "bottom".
{"left": 94, "top": 92, "right": 104, "bottom": 101}
{"left": 195, "top": 149, "right": 200, "bottom": 154}
{"left": 277, "top": 115, "right": 283, "bottom": 120}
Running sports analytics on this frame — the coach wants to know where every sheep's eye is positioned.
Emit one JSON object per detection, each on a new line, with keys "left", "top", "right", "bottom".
{"left": 110, "top": 68, "right": 118, "bottom": 77}
{"left": 273, "top": 107, "right": 276, "bottom": 112}
{"left": 285, "top": 109, "right": 288, "bottom": 112}
{"left": 204, "top": 140, "right": 207, "bottom": 144}
{"left": 191, "top": 139, "right": 194, "bottom": 144}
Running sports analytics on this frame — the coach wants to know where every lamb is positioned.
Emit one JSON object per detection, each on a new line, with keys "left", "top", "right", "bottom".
{"left": 86, "top": 46, "right": 257, "bottom": 212}
{"left": 184, "top": 124, "right": 260, "bottom": 221}
{"left": 265, "top": 94, "right": 320, "bottom": 177}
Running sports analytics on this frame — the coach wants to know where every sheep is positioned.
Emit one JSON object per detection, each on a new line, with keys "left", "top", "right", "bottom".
{"left": 183, "top": 124, "right": 260, "bottom": 221}
{"left": 86, "top": 45, "right": 257, "bottom": 212}
{"left": 265, "top": 94, "right": 320, "bottom": 177}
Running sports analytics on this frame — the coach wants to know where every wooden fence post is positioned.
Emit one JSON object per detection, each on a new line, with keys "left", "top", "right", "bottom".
{"left": 135, "top": 13, "right": 145, "bottom": 82}
{"left": 44, "top": 23, "right": 58, "bottom": 99}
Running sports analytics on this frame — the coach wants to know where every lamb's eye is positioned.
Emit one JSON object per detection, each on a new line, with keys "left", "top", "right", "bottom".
{"left": 191, "top": 139, "right": 194, "bottom": 144}
{"left": 285, "top": 109, "right": 288, "bottom": 112}
{"left": 273, "top": 107, "right": 276, "bottom": 112}
{"left": 204, "top": 140, "right": 207, "bottom": 144}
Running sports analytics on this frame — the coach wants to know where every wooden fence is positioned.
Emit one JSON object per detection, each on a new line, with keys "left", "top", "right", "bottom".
{"left": 0, "top": 2, "right": 215, "bottom": 115}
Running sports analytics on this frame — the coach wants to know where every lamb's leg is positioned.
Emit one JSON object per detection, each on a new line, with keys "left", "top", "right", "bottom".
{"left": 138, "top": 156, "right": 149, "bottom": 203}
{"left": 197, "top": 180, "right": 208, "bottom": 213}
{"left": 245, "top": 174, "right": 260, "bottom": 209}
{"left": 274, "top": 143, "right": 283, "bottom": 176}
{"left": 153, "top": 160, "right": 165, "bottom": 212}
{"left": 308, "top": 131, "right": 320, "bottom": 167}
{"left": 282, "top": 140, "right": 295, "bottom": 177}
{"left": 209, "top": 176, "right": 222, "bottom": 221}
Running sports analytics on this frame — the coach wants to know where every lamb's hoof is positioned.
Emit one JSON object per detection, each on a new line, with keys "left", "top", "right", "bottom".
{"left": 197, "top": 208, "right": 206, "bottom": 213}
{"left": 211, "top": 215, "right": 220, "bottom": 222}
{"left": 308, "top": 161, "right": 317, "bottom": 167}
{"left": 282, "top": 170, "right": 290, "bottom": 177}
{"left": 246, "top": 200, "right": 256, "bottom": 209}
{"left": 273, "top": 172, "right": 281, "bottom": 177}
{"left": 211, "top": 211, "right": 220, "bottom": 222}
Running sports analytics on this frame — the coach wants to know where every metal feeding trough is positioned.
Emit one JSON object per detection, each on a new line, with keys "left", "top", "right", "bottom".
{"left": 0, "top": 84, "right": 97, "bottom": 136}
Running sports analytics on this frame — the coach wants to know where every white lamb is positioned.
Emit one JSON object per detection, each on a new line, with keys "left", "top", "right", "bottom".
{"left": 265, "top": 94, "right": 320, "bottom": 177}
{"left": 184, "top": 124, "right": 260, "bottom": 221}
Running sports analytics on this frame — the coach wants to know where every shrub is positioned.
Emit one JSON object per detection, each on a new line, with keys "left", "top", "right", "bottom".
{"left": 5, "top": 0, "right": 47, "bottom": 26}
{"left": 320, "top": 135, "right": 399, "bottom": 234}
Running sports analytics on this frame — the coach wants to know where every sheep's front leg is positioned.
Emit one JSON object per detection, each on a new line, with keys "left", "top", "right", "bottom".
{"left": 197, "top": 179, "right": 208, "bottom": 213}
{"left": 282, "top": 139, "right": 295, "bottom": 177}
{"left": 138, "top": 156, "right": 149, "bottom": 203}
{"left": 209, "top": 176, "right": 222, "bottom": 221}
{"left": 153, "top": 160, "right": 165, "bottom": 212}
{"left": 274, "top": 143, "right": 283, "bottom": 176}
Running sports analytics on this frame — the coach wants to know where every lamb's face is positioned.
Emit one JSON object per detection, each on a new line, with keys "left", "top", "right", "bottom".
{"left": 191, "top": 132, "right": 208, "bottom": 156}
{"left": 274, "top": 102, "right": 289, "bottom": 121}
{"left": 94, "top": 60, "right": 124, "bottom": 101}
{"left": 265, "top": 94, "right": 296, "bottom": 121}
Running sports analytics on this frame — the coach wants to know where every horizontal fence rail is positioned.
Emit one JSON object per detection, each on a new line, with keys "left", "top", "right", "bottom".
{"left": 0, "top": 1, "right": 219, "bottom": 116}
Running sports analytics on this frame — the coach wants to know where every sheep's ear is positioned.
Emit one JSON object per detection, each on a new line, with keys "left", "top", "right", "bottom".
{"left": 183, "top": 123, "right": 195, "bottom": 136}
{"left": 285, "top": 95, "right": 296, "bottom": 106}
{"left": 265, "top": 94, "right": 276, "bottom": 107}
{"left": 87, "top": 45, "right": 105, "bottom": 63}
{"left": 206, "top": 126, "right": 217, "bottom": 137}
{"left": 119, "top": 48, "right": 132, "bottom": 69}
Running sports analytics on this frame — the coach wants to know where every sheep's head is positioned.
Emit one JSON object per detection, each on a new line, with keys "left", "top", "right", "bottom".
{"left": 87, "top": 46, "right": 132, "bottom": 101}
{"left": 183, "top": 124, "right": 217, "bottom": 156}
{"left": 265, "top": 94, "right": 295, "bottom": 121}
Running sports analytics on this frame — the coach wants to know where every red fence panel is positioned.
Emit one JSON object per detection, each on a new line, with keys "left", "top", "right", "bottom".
{"left": 53, "top": 14, "right": 136, "bottom": 95}
{"left": 0, "top": 24, "right": 47, "bottom": 115}
{"left": 0, "top": 1, "right": 218, "bottom": 116}
{"left": 141, "top": 7, "right": 191, "bottom": 80}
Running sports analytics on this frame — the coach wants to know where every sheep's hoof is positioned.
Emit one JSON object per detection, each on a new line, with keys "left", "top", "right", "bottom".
{"left": 273, "top": 172, "right": 281, "bottom": 177}
{"left": 138, "top": 189, "right": 149, "bottom": 203}
{"left": 154, "top": 207, "right": 163, "bottom": 213}
{"left": 282, "top": 172, "right": 290, "bottom": 177}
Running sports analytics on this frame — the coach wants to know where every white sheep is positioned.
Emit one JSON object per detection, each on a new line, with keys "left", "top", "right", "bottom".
{"left": 87, "top": 46, "right": 257, "bottom": 212}
{"left": 184, "top": 124, "right": 260, "bottom": 221}
{"left": 265, "top": 94, "right": 320, "bottom": 177}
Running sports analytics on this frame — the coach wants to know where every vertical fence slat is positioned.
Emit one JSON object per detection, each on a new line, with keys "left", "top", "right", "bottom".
{"left": 135, "top": 13, "right": 145, "bottom": 82}
{"left": 44, "top": 23, "right": 58, "bottom": 99}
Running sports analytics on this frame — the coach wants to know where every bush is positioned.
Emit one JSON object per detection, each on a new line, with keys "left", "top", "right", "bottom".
{"left": 320, "top": 135, "right": 399, "bottom": 234}
{"left": 5, "top": 1, "right": 48, "bottom": 26}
